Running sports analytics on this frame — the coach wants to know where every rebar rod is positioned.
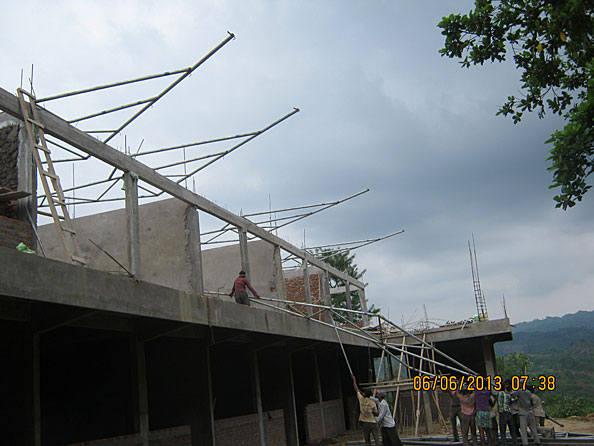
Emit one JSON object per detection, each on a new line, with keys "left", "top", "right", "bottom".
{"left": 68, "top": 97, "right": 155, "bottom": 124}
{"left": 36, "top": 68, "right": 189, "bottom": 102}
{"left": 153, "top": 150, "right": 225, "bottom": 171}
{"left": 132, "top": 132, "right": 258, "bottom": 158}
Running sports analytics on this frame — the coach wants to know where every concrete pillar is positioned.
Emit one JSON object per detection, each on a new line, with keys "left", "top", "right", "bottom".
{"left": 422, "top": 390, "right": 433, "bottom": 434}
{"left": 26, "top": 331, "right": 41, "bottom": 446}
{"left": 272, "top": 245, "right": 286, "bottom": 298}
{"left": 482, "top": 337, "right": 496, "bottom": 377}
{"left": 124, "top": 172, "right": 141, "bottom": 278}
{"left": 185, "top": 205, "right": 204, "bottom": 294}
{"left": 321, "top": 270, "right": 332, "bottom": 323}
{"left": 239, "top": 228, "right": 251, "bottom": 280}
{"left": 359, "top": 288, "right": 369, "bottom": 325}
{"left": 283, "top": 353, "right": 299, "bottom": 446}
{"left": 252, "top": 350, "right": 267, "bottom": 446}
{"left": 133, "top": 336, "right": 149, "bottom": 446}
{"left": 313, "top": 351, "right": 327, "bottom": 439}
{"left": 303, "top": 261, "right": 312, "bottom": 316}
{"left": 191, "top": 345, "right": 215, "bottom": 446}
{"left": 344, "top": 282, "right": 353, "bottom": 322}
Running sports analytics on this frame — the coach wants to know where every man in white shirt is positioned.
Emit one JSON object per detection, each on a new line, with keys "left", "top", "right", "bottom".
{"left": 372, "top": 390, "right": 402, "bottom": 446}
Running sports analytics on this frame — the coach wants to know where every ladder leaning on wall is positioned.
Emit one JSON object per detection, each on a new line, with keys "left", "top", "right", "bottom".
{"left": 17, "top": 88, "right": 86, "bottom": 266}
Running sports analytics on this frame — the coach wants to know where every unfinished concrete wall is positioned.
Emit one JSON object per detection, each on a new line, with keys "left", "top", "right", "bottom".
{"left": 215, "top": 410, "right": 285, "bottom": 446}
{"left": 38, "top": 198, "right": 190, "bottom": 289}
{"left": 61, "top": 410, "right": 286, "bottom": 446}
{"left": 37, "top": 198, "right": 280, "bottom": 297}
{"left": 202, "top": 240, "right": 280, "bottom": 298}
{"left": 305, "top": 399, "right": 346, "bottom": 442}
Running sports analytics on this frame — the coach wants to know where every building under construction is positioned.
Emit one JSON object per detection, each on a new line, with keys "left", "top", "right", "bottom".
{"left": 0, "top": 36, "right": 517, "bottom": 446}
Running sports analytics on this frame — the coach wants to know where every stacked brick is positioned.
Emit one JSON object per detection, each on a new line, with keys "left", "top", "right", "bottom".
{"left": 62, "top": 410, "right": 286, "bottom": 446}
{"left": 0, "top": 215, "right": 34, "bottom": 250}
{"left": 284, "top": 272, "right": 325, "bottom": 320}
{"left": 0, "top": 123, "right": 20, "bottom": 219}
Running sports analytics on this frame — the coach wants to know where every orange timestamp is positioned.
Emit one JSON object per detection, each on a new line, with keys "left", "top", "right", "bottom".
{"left": 412, "top": 375, "right": 556, "bottom": 392}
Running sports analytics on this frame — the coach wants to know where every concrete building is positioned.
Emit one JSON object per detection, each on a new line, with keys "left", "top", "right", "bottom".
{"left": 0, "top": 88, "right": 515, "bottom": 446}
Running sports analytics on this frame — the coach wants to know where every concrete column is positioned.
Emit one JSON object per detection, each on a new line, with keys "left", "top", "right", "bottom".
{"left": 124, "top": 172, "right": 141, "bottom": 278}
{"left": 239, "top": 228, "right": 251, "bottom": 280}
{"left": 191, "top": 345, "right": 215, "bottom": 446}
{"left": 482, "top": 337, "right": 496, "bottom": 377}
{"left": 344, "top": 282, "right": 353, "bottom": 322}
{"left": 283, "top": 353, "right": 299, "bottom": 446}
{"left": 185, "top": 205, "right": 204, "bottom": 294}
{"left": 272, "top": 245, "right": 286, "bottom": 298}
{"left": 303, "top": 262, "right": 312, "bottom": 316}
{"left": 28, "top": 332, "right": 41, "bottom": 446}
{"left": 359, "top": 288, "right": 369, "bottom": 325}
{"left": 422, "top": 391, "right": 433, "bottom": 434}
{"left": 321, "top": 270, "right": 332, "bottom": 323}
{"left": 133, "top": 336, "right": 149, "bottom": 446}
{"left": 313, "top": 351, "right": 327, "bottom": 439}
{"left": 252, "top": 350, "right": 267, "bottom": 446}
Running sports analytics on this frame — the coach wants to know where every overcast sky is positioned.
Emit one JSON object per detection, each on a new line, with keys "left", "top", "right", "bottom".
{"left": 2, "top": 0, "right": 592, "bottom": 326}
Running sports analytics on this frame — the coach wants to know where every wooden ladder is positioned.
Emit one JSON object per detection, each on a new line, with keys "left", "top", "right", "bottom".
{"left": 17, "top": 89, "right": 86, "bottom": 266}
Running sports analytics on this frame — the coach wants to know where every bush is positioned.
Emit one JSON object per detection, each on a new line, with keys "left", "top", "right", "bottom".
{"left": 545, "top": 394, "right": 594, "bottom": 418}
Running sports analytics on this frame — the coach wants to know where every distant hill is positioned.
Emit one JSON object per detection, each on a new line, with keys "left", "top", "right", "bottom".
{"left": 495, "top": 310, "right": 594, "bottom": 356}
{"left": 513, "top": 310, "right": 594, "bottom": 333}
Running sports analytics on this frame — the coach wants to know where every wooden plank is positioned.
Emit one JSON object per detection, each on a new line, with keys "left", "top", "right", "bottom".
{"left": 0, "top": 86, "right": 365, "bottom": 288}
{"left": 0, "top": 190, "right": 30, "bottom": 201}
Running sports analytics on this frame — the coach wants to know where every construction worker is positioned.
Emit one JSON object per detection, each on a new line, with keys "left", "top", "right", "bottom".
{"left": 450, "top": 392, "right": 462, "bottom": 442}
{"left": 229, "top": 270, "right": 259, "bottom": 306}
{"left": 351, "top": 375, "right": 380, "bottom": 446}
{"left": 371, "top": 390, "right": 402, "bottom": 446}
{"left": 511, "top": 388, "right": 541, "bottom": 446}
{"left": 497, "top": 379, "right": 519, "bottom": 446}
{"left": 451, "top": 386, "right": 478, "bottom": 446}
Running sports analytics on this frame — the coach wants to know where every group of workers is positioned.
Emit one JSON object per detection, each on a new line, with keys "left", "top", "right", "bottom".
{"left": 351, "top": 374, "right": 546, "bottom": 446}
{"left": 450, "top": 380, "right": 545, "bottom": 446}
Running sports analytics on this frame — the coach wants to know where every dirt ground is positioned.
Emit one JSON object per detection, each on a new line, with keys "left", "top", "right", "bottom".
{"left": 325, "top": 416, "right": 594, "bottom": 445}
{"left": 552, "top": 416, "right": 594, "bottom": 434}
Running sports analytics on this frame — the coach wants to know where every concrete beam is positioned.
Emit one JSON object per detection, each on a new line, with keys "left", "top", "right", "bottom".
{"left": 31, "top": 305, "right": 97, "bottom": 335}
{"left": 0, "top": 247, "right": 372, "bottom": 348}
{"left": 0, "top": 87, "right": 365, "bottom": 289}
{"left": 385, "top": 318, "right": 513, "bottom": 346}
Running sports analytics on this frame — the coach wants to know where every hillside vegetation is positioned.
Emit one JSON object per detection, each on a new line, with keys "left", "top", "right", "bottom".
{"left": 495, "top": 310, "right": 594, "bottom": 417}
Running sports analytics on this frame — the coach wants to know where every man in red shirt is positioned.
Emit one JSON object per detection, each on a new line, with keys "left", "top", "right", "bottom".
{"left": 229, "top": 270, "right": 259, "bottom": 306}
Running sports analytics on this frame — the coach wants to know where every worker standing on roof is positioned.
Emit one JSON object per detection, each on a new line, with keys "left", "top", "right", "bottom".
{"left": 229, "top": 270, "right": 259, "bottom": 306}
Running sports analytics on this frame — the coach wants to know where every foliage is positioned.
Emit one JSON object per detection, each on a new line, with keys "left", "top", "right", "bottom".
{"left": 438, "top": 0, "right": 594, "bottom": 209}
{"left": 545, "top": 394, "right": 594, "bottom": 418}
{"left": 314, "top": 247, "right": 379, "bottom": 321}
{"left": 513, "top": 309, "right": 594, "bottom": 333}
{"left": 499, "top": 352, "right": 533, "bottom": 379}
